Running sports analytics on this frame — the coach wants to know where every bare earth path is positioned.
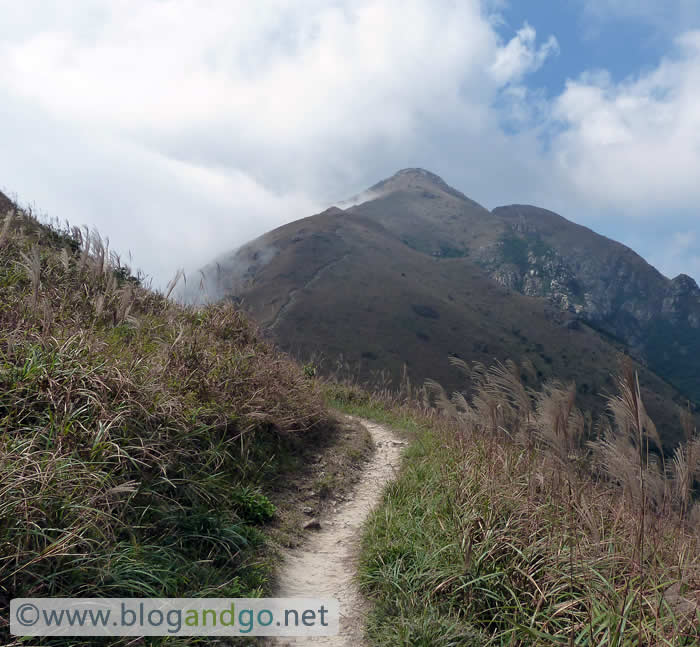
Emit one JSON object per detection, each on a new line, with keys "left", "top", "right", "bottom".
{"left": 268, "top": 417, "right": 404, "bottom": 646}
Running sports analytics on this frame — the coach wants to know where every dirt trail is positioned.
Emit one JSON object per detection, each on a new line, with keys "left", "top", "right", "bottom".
{"left": 268, "top": 417, "right": 404, "bottom": 646}
{"left": 268, "top": 253, "right": 350, "bottom": 332}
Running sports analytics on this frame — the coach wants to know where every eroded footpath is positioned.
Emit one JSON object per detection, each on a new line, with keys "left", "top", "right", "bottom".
{"left": 268, "top": 417, "right": 404, "bottom": 646}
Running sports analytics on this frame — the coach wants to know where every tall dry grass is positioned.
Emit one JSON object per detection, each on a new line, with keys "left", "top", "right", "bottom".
{"left": 358, "top": 358, "right": 699, "bottom": 645}
{"left": 0, "top": 206, "right": 330, "bottom": 645}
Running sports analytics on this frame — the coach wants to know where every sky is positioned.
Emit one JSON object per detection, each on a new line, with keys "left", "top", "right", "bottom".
{"left": 1, "top": 1, "right": 699, "bottom": 288}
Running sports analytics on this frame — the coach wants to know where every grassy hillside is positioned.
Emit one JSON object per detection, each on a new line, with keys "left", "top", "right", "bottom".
{"left": 0, "top": 201, "right": 365, "bottom": 645}
{"left": 196, "top": 204, "right": 695, "bottom": 449}
{"left": 4, "top": 190, "right": 698, "bottom": 646}
{"left": 350, "top": 176, "right": 700, "bottom": 406}
{"left": 202, "top": 168, "right": 699, "bottom": 415}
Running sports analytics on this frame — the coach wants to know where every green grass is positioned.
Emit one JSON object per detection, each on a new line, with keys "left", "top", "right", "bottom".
{"left": 499, "top": 232, "right": 530, "bottom": 271}
{"left": 360, "top": 432, "right": 490, "bottom": 646}
{"left": 324, "top": 382, "right": 429, "bottom": 438}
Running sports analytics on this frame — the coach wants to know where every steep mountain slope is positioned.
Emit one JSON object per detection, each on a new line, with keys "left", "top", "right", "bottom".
{"left": 482, "top": 205, "right": 700, "bottom": 402}
{"left": 194, "top": 172, "right": 697, "bottom": 447}
{"left": 342, "top": 170, "right": 700, "bottom": 402}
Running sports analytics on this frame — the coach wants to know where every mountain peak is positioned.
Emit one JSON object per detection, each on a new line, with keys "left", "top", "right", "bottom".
{"left": 672, "top": 273, "right": 699, "bottom": 293}
{"left": 368, "top": 167, "right": 468, "bottom": 201}
{"left": 394, "top": 167, "right": 447, "bottom": 183}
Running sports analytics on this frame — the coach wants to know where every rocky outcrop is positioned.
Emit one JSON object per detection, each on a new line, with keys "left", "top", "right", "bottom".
{"left": 485, "top": 206, "right": 700, "bottom": 400}
{"left": 477, "top": 234, "right": 584, "bottom": 314}
{"left": 348, "top": 174, "right": 700, "bottom": 403}
{"left": 664, "top": 274, "right": 700, "bottom": 328}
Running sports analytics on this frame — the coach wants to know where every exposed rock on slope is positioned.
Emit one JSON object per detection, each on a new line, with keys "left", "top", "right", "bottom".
{"left": 484, "top": 205, "right": 700, "bottom": 399}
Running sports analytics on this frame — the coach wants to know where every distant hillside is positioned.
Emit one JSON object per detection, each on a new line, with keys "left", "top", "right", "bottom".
{"left": 346, "top": 170, "right": 700, "bottom": 402}
{"left": 193, "top": 171, "right": 699, "bottom": 448}
{"left": 484, "top": 205, "right": 700, "bottom": 402}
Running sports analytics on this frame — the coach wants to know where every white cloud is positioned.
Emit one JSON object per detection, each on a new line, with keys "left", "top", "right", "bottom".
{"left": 0, "top": 0, "right": 558, "bottom": 286}
{"left": 490, "top": 23, "right": 559, "bottom": 84}
{"left": 550, "top": 31, "right": 700, "bottom": 213}
{"left": 0, "top": 1, "right": 698, "bottom": 286}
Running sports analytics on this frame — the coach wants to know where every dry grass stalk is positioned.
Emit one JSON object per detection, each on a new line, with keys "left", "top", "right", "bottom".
{"left": 0, "top": 210, "right": 14, "bottom": 249}
{"left": 18, "top": 244, "right": 41, "bottom": 307}
{"left": 166, "top": 268, "right": 186, "bottom": 300}
{"left": 0, "top": 206, "right": 331, "bottom": 645}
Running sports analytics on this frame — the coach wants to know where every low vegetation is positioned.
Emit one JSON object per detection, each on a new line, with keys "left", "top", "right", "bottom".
{"left": 0, "top": 207, "right": 341, "bottom": 646}
{"left": 350, "top": 360, "right": 700, "bottom": 645}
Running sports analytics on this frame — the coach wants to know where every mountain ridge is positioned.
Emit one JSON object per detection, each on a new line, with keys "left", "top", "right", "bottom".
{"left": 341, "top": 172, "right": 700, "bottom": 400}
{"left": 191, "top": 170, "right": 700, "bottom": 447}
